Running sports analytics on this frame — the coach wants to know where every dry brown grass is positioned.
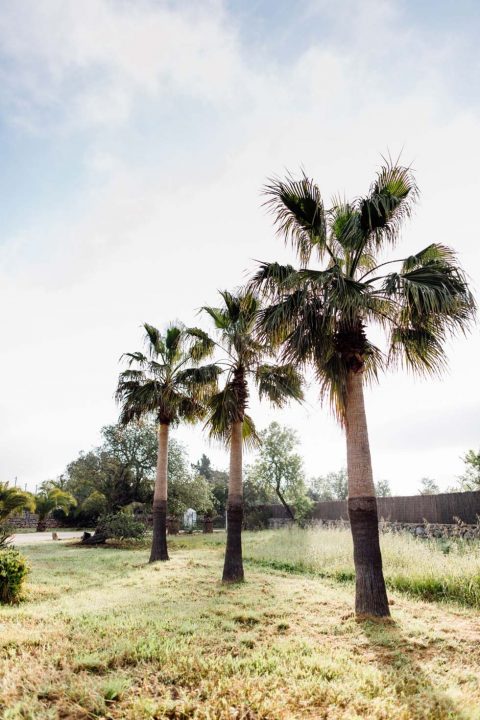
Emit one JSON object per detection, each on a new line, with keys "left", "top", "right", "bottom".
{"left": 1, "top": 538, "right": 479, "bottom": 719}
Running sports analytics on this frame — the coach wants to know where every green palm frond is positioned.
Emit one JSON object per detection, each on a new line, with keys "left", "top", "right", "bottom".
{"left": 121, "top": 352, "right": 148, "bottom": 367}
{"left": 175, "top": 364, "right": 222, "bottom": 394}
{"left": 201, "top": 306, "right": 230, "bottom": 330}
{"left": 205, "top": 384, "right": 241, "bottom": 443}
{"left": 255, "top": 363, "right": 304, "bottom": 406}
{"left": 242, "top": 414, "right": 260, "bottom": 449}
{"left": 143, "top": 324, "right": 164, "bottom": 357}
{"left": 184, "top": 327, "right": 215, "bottom": 361}
{"left": 401, "top": 244, "right": 456, "bottom": 273}
{"left": 264, "top": 172, "right": 328, "bottom": 264}
{"left": 249, "top": 262, "right": 297, "bottom": 296}
{"left": 358, "top": 161, "right": 418, "bottom": 248}
{"left": 388, "top": 325, "right": 446, "bottom": 376}
{"left": 165, "top": 325, "right": 183, "bottom": 363}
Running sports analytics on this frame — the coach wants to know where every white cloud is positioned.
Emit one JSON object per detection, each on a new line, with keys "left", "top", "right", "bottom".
{"left": 0, "top": 0, "right": 243, "bottom": 129}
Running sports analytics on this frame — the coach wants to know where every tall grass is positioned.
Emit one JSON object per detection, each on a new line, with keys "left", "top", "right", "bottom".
{"left": 242, "top": 527, "right": 480, "bottom": 608}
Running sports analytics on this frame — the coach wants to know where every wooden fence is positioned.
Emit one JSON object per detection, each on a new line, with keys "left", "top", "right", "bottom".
{"left": 266, "top": 491, "right": 480, "bottom": 525}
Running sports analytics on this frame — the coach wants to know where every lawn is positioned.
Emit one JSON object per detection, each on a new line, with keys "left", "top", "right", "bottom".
{"left": 1, "top": 533, "right": 479, "bottom": 719}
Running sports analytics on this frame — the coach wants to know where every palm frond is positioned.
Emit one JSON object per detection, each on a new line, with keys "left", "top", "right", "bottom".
{"left": 201, "top": 306, "right": 230, "bottom": 330}
{"left": 264, "top": 172, "right": 328, "bottom": 264}
{"left": 255, "top": 363, "right": 304, "bottom": 406}
{"left": 248, "top": 262, "right": 297, "bottom": 295}
{"left": 143, "top": 323, "right": 164, "bottom": 357}
{"left": 388, "top": 325, "right": 447, "bottom": 376}
{"left": 358, "top": 161, "right": 418, "bottom": 249}
{"left": 175, "top": 364, "right": 222, "bottom": 395}
{"left": 401, "top": 243, "right": 456, "bottom": 273}
{"left": 184, "top": 327, "right": 215, "bottom": 361}
{"left": 242, "top": 414, "right": 260, "bottom": 449}
{"left": 205, "top": 384, "right": 241, "bottom": 444}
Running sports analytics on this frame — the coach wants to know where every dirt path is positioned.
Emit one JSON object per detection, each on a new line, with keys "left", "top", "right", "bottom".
{"left": 12, "top": 531, "right": 85, "bottom": 545}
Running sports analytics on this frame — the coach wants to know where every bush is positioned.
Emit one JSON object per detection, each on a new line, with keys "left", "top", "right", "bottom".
{"left": 96, "top": 512, "right": 146, "bottom": 541}
{"left": 0, "top": 524, "right": 13, "bottom": 550}
{"left": 0, "top": 548, "right": 29, "bottom": 604}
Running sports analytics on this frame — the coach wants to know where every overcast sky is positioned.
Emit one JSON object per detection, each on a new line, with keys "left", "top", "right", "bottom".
{"left": 0, "top": 0, "right": 479, "bottom": 494}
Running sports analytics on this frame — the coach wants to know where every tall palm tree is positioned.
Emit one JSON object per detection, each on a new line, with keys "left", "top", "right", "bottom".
{"left": 202, "top": 290, "right": 303, "bottom": 582}
{"left": 251, "top": 161, "right": 476, "bottom": 616}
{"left": 34, "top": 486, "right": 77, "bottom": 531}
{"left": 116, "top": 323, "right": 220, "bottom": 562}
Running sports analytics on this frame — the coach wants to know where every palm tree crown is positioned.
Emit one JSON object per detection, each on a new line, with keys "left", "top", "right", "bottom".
{"left": 116, "top": 323, "right": 221, "bottom": 426}
{"left": 0, "top": 482, "right": 35, "bottom": 524}
{"left": 251, "top": 162, "right": 476, "bottom": 418}
{"left": 202, "top": 290, "right": 303, "bottom": 442}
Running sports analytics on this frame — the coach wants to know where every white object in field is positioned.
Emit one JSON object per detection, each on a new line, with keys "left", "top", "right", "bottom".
{"left": 183, "top": 508, "right": 197, "bottom": 529}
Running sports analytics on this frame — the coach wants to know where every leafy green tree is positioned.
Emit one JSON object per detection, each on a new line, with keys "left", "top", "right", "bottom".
{"left": 418, "top": 477, "right": 440, "bottom": 495}
{"left": 202, "top": 290, "right": 303, "bottom": 582}
{"left": 247, "top": 422, "right": 310, "bottom": 520}
{"left": 34, "top": 486, "right": 77, "bottom": 531}
{"left": 375, "top": 479, "right": 392, "bottom": 497}
{"left": 64, "top": 451, "right": 137, "bottom": 522}
{"left": 252, "top": 161, "right": 476, "bottom": 616}
{"left": 192, "top": 454, "right": 213, "bottom": 481}
{"left": 309, "top": 469, "right": 348, "bottom": 501}
{"left": 457, "top": 449, "right": 480, "bottom": 491}
{"left": 101, "top": 421, "right": 157, "bottom": 501}
{"left": 116, "top": 323, "right": 220, "bottom": 562}
{"left": 193, "top": 454, "right": 228, "bottom": 516}
{"left": 166, "top": 439, "right": 214, "bottom": 518}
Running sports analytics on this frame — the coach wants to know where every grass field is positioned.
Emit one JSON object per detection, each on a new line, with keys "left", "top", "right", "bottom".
{"left": 241, "top": 526, "right": 480, "bottom": 608}
{"left": 1, "top": 532, "right": 480, "bottom": 719}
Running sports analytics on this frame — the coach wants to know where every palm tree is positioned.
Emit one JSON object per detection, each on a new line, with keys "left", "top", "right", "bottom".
{"left": 202, "top": 290, "right": 303, "bottom": 582}
{"left": 35, "top": 486, "right": 77, "bottom": 531}
{"left": 251, "top": 161, "right": 476, "bottom": 616}
{"left": 116, "top": 323, "right": 220, "bottom": 562}
{"left": 0, "top": 482, "right": 35, "bottom": 524}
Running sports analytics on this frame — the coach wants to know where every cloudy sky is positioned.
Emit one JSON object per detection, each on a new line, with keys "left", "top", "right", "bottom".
{"left": 0, "top": 0, "right": 479, "bottom": 494}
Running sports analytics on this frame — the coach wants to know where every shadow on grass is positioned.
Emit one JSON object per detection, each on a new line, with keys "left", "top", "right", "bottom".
{"left": 361, "top": 618, "right": 468, "bottom": 720}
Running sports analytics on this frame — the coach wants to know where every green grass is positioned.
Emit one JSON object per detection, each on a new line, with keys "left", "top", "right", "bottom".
{"left": 238, "top": 527, "right": 480, "bottom": 608}
{"left": 1, "top": 534, "right": 480, "bottom": 718}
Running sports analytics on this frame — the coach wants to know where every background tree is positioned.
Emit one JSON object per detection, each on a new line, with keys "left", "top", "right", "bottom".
{"left": 34, "top": 485, "right": 77, "bottom": 531}
{"left": 194, "top": 454, "right": 229, "bottom": 518}
{"left": 309, "top": 469, "right": 348, "bottom": 501}
{"left": 116, "top": 323, "right": 220, "bottom": 562}
{"left": 418, "top": 477, "right": 440, "bottom": 495}
{"left": 253, "top": 161, "right": 476, "bottom": 616}
{"left": 375, "top": 479, "right": 392, "bottom": 497}
{"left": 203, "top": 290, "right": 303, "bottom": 582}
{"left": 456, "top": 449, "right": 480, "bottom": 491}
{"left": 167, "top": 439, "right": 214, "bottom": 520}
{"left": 246, "top": 422, "right": 310, "bottom": 520}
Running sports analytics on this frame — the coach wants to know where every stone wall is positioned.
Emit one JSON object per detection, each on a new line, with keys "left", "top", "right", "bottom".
{"left": 6, "top": 512, "right": 61, "bottom": 529}
{"left": 268, "top": 517, "right": 480, "bottom": 539}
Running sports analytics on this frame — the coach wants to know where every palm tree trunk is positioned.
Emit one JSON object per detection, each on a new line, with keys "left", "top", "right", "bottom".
{"left": 345, "top": 369, "right": 389, "bottom": 617}
{"left": 149, "top": 422, "right": 169, "bottom": 562}
{"left": 222, "top": 420, "right": 244, "bottom": 582}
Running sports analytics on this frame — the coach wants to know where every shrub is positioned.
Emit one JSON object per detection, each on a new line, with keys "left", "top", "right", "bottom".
{"left": 0, "top": 548, "right": 29, "bottom": 604}
{"left": 0, "top": 524, "right": 13, "bottom": 550}
{"left": 97, "top": 512, "right": 146, "bottom": 541}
